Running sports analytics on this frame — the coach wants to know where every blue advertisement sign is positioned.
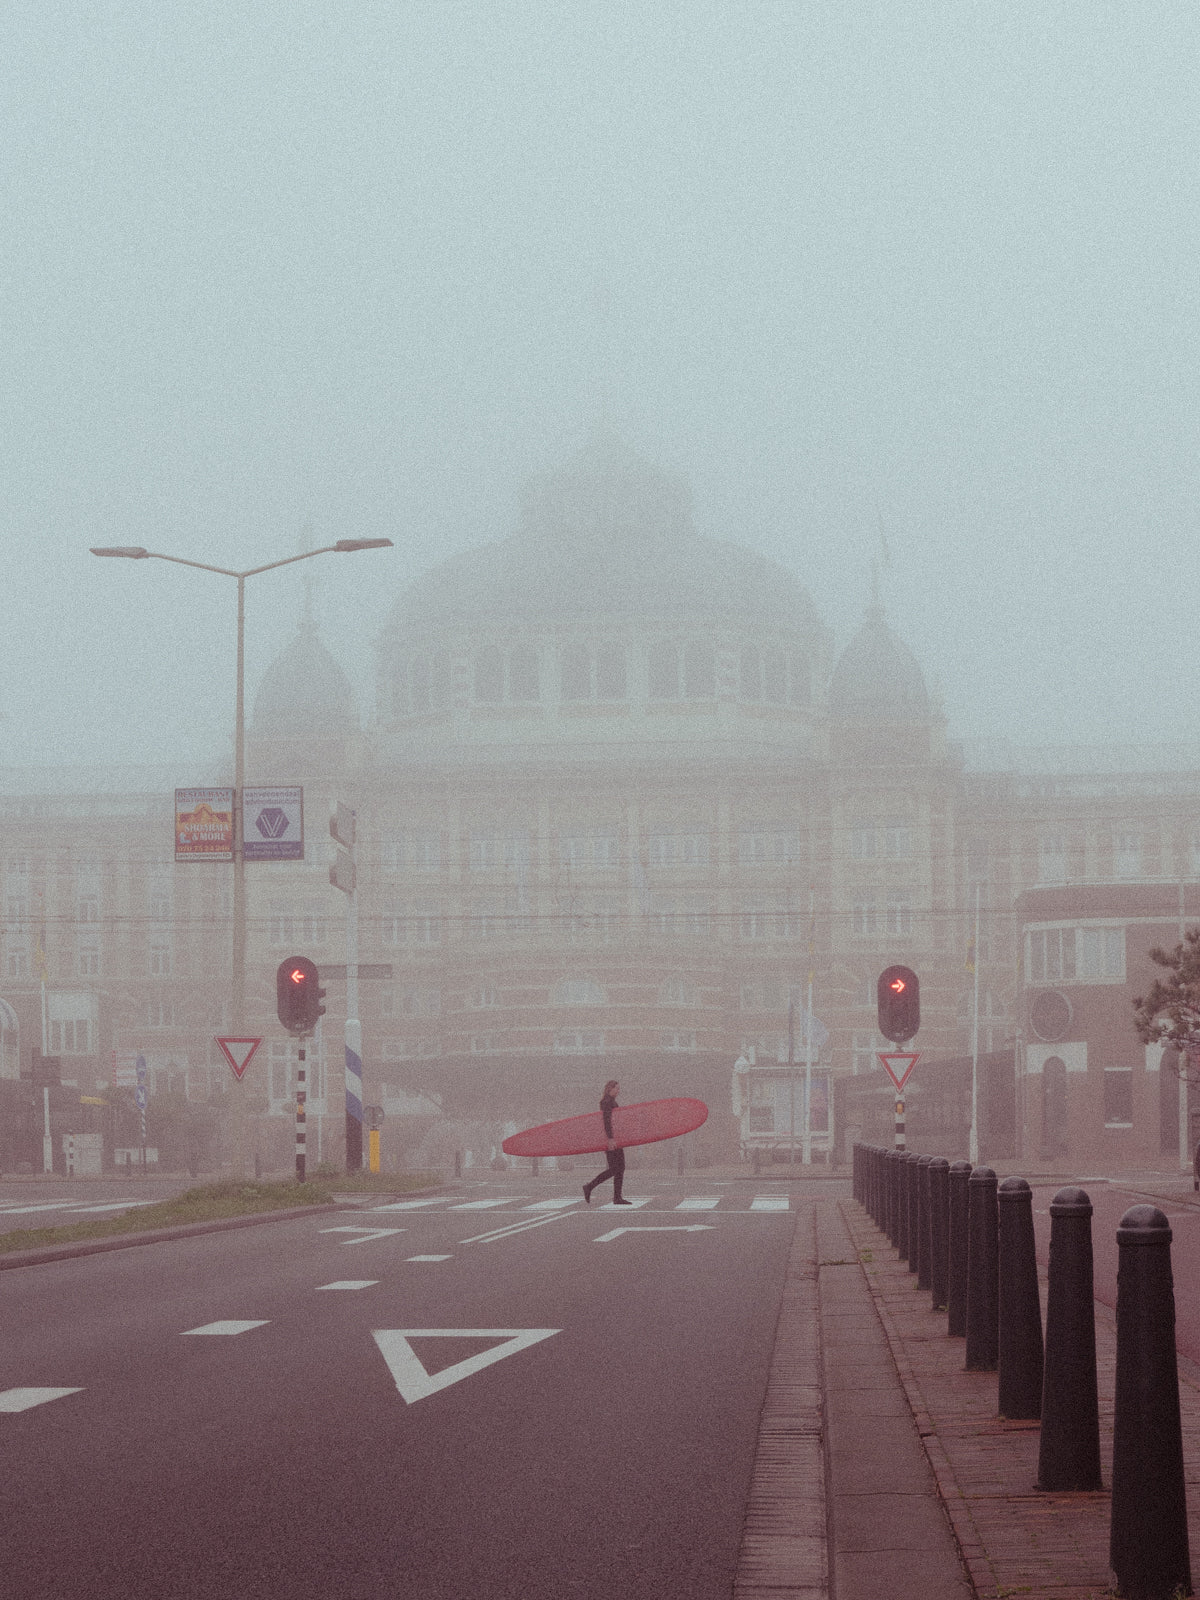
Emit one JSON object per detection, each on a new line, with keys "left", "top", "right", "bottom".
{"left": 242, "top": 787, "right": 304, "bottom": 861}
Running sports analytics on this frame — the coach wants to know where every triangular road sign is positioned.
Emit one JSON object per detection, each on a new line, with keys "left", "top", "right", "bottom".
{"left": 372, "top": 1328, "right": 560, "bottom": 1404}
{"left": 877, "top": 1051, "right": 920, "bottom": 1091}
{"left": 216, "top": 1037, "right": 262, "bottom": 1081}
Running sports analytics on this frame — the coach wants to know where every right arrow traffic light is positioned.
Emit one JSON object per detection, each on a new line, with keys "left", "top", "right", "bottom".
{"left": 877, "top": 964, "right": 920, "bottom": 1044}
{"left": 276, "top": 957, "right": 326, "bottom": 1035}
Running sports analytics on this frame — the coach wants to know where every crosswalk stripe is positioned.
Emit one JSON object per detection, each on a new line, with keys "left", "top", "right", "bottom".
{"left": 448, "top": 1198, "right": 527, "bottom": 1210}
{"left": 521, "top": 1197, "right": 582, "bottom": 1211}
{"left": 749, "top": 1195, "right": 790, "bottom": 1211}
{"left": 675, "top": 1197, "right": 720, "bottom": 1210}
{"left": 596, "top": 1197, "right": 652, "bottom": 1209}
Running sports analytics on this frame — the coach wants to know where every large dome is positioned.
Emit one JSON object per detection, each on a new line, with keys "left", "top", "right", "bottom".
{"left": 829, "top": 606, "right": 930, "bottom": 722}
{"left": 384, "top": 434, "right": 820, "bottom": 637}
{"left": 252, "top": 619, "right": 359, "bottom": 735}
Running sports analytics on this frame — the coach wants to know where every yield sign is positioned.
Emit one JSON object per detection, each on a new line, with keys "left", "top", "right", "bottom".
{"left": 877, "top": 1051, "right": 920, "bottom": 1092}
{"left": 372, "top": 1328, "right": 560, "bottom": 1404}
{"left": 216, "top": 1037, "right": 262, "bottom": 1081}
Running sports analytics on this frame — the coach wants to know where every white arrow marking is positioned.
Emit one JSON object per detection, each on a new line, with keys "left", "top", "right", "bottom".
{"left": 181, "top": 1320, "right": 269, "bottom": 1336}
{"left": 372, "top": 1328, "right": 560, "bottom": 1403}
{"left": 0, "top": 1387, "right": 83, "bottom": 1413}
{"left": 593, "top": 1225, "right": 715, "bottom": 1243}
{"left": 320, "top": 1226, "right": 405, "bottom": 1245}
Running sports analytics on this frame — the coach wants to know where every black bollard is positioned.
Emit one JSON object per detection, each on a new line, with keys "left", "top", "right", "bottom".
{"left": 929, "top": 1157, "right": 950, "bottom": 1311}
{"left": 887, "top": 1149, "right": 901, "bottom": 1250}
{"left": 916, "top": 1155, "right": 933, "bottom": 1290}
{"left": 965, "top": 1165, "right": 999, "bottom": 1371}
{"left": 1037, "top": 1186, "right": 1101, "bottom": 1492}
{"left": 897, "top": 1151, "right": 911, "bottom": 1262}
{"left": 906, "top": 1152, "right": 921, "bottom": 1270}
{"left": 997, "top": 1177, "right": 1043, "bottom": 1419}
{"left": 947, "top": 1160, "right": 971, "bottom": 1335}
{"left": 1110, "top": 1205, "right": 1192, "bottom": 1600}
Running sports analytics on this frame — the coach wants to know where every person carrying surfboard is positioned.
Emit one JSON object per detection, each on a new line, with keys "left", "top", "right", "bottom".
{"left": 582, "top": 1080, "right": 632, "bottom": 1205}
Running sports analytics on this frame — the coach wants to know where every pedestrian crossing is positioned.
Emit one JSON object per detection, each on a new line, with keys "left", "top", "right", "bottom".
{"left": 0, "top": 1198, "right": 157, "bottom": 1220}
{"left": 367, "top": 1192, "right": 792, "bottom": 1216}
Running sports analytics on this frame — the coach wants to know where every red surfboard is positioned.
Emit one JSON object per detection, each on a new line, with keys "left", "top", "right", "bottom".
{"left": 502, "top": 1097, "right": 709, "bottom": 1158}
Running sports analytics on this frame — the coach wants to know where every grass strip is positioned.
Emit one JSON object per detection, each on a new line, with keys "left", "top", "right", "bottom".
{"left": 0, "top": 1171, "right": 438, "bottom": 1256}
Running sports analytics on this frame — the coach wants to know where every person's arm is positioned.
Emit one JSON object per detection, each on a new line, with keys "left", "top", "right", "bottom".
{"left": 602, "top": 1096, "right": 615, "bottom": 1150}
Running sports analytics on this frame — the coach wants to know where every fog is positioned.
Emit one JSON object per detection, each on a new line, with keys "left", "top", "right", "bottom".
{"left": 3, "top": 3, "right": 1197, "bottom": 770}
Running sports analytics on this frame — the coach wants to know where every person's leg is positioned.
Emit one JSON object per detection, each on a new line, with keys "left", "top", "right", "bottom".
{"left": 584, "top": 1158, "right": 616, "bottom": 1203}
{"left": 612, "top": 1147, "right": 630, "bottom": 1204}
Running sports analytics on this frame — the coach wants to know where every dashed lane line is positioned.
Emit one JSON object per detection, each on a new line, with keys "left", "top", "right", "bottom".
{"left": 181, "top": 1321, "right": 270, "bottom": 1337}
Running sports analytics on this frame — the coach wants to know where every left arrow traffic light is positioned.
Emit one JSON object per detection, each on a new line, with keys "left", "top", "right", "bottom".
{"left": 276, "top": 957, "right": 326, "bottom": 1035}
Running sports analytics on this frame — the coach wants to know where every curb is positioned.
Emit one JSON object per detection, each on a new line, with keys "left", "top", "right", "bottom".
{"left": 0, "top": 1202, "right": 343, "bottom": 1271}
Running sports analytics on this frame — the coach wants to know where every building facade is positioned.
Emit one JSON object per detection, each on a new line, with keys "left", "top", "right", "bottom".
{"left": 2, "top": 437, "right": 1198, "bottom": 1174}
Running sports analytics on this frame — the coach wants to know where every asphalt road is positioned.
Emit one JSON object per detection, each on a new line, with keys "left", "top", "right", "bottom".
{"left": 0, "top": 1180, "right": 801, "bottom": 1599}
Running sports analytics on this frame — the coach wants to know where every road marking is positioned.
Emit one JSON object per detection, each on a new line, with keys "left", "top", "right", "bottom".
{"left": 372, "top": 1328, "right": 561, "bottom": 1403}
{"left": 0, "top": 1387, "right": 84, "bottom": 1413}
{"left": 369, "top": 1198, "right": 464, "bottom": 1211}
{"left": 181, "top": 1320, "right": 269, "bottom": 1336}
{"left": 406, "top": 1254, "right": 453, "bottom": 1262}
{"left": 521, "top": 1197, "right": 582, "bottom": 1211}
{"left": 0, "top": 1202, "right": 81, "bottom": 1215}
{"left": 315, "top": 1280, "right": 378, "bottom": 1291}
{"left": 460, "top": 1213, "right": 569, "bottom": 1245}
{"left": 750, "top": 1195, "right": 790, "bottom": 1211}
{"left": 448, "top": 1198, "right": 527, "bottom": 1210}
{"left": 593, "top": 1225, "right": 716, "bottom": 1243}
{"left": 597, "top": 1197, "right": 652, "bottom": 1209}
{"left": 68, "top": 1201, "right": 157, "bottom": 1214}
{"left": 675, "top": 1197, "right": 720, "bottom": 1210}
{"left": 320, "top": 1226, "right": 406, "bottom": 1245}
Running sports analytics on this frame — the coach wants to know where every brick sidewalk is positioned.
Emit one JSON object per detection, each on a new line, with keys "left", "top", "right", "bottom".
{"left": 842, "top": 1194, "right": 1200, "bottom": 1600}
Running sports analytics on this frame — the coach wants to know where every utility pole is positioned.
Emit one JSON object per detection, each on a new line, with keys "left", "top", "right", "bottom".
{"left": 330, "top": 803, "right": 362, "bottom": 1171}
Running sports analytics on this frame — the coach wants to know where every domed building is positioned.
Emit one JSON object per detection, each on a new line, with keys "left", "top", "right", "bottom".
{"left": 240, "top": 436, "right": 977, "bottom": 1171}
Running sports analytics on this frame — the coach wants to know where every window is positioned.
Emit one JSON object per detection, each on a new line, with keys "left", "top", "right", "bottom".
{"left": 1039, "top": 834, "right": 1067, "bottom": 884}
{"left": 1026, "top": 928, "right": 1076, "bottom": 984}
{"left": 552, "top": 978, "right": 606, "bottom": 1005}
{"left": 561, "top": 643, "right": 626, "bottom": 702}
{"left": 476, "top": 646, "right": 540, "bottom": 705}
{"left": 1114, "top": 831, "right": 1142, "bottom": 880}
{"left": 559, "top": 896, "right": 621, "bottom": 941}
{"left": 739, "top": 830, "right": 802, "bottom": 865}
{"left": 383, "top": 1036, "right": 440, "bottom": 1059}
{"left": 683, "top": 641, "right": 715, "bottom": 698}
{"left": 49, "top": 1018, "right": 92, "bottom": 1055}
{"left": 470, "top": 831, "right": 530, "bottom": 871}
{"left": 380, "top": 831, "right": 441, "bottom": 872}
{"left": 269, "top": 905, "right": 328, "bottom": 946}
{"left": 392, "top": 987, "right": 441, "bottom": 1018}
{"left": 469, "top": 1034, "right": 499, "bottom": 1055}
{"left": 650, "top": 899, "right": 710, "bottom": 937}
{"left": 647, "top": 832, "right": 709, "bottom": 866}
{"left": 77, "top": 894, "right": 100, "bottom": 924}
{"left": 660, "top": 978, "right": 697, "bottom": 1007}
{"left": 395, "top": 651, "right": 451, "bottom": 716}
{"left": 553, "top": 1029, "right": 605, "bottom": 1054}
{"left": 660, "top": 1031, "right": 696, "bottom": 1051}
{"left": 740, "top": 978, "right": 804, "bottom": 1011}
{"left": 884, "top": 820, "right": 912, "bottom": 860}
{"left": 7, "top": 947, "right": 29, "bottom": 979}
{"left": 469, "top": 896, "right": 526, "bottom": 939}
{"left": 383, "top": 905, "right": 441, "bottom": 946}
{"left": 1076, "top": 927, "right": 1125, "bottom": 981}
{"left": 850, "top": 823, "right": 877, "bottom": 860}
{"left": 647, "top": 640, "right": 680, "bottom": 699}
{"left": 149, "top": 943, "right": 171, "bottom": 977}
{"left": 852, "top": 1032, "right": 881, "bottom": 1075}
{"left": 77, "top": 944, "right": 100, "bottom": 977}
{"left": 1104, "top": 1068, "right": 1133, "bottom": 1127}
{"left": 147, "top": 998, "right": 176, "bottom": 1029}
{"left": 6, "top": 896, "right": 29, "bottom": 927}
{"left": 268, "top": 1040, "right": 296, "bottom": 1109}
{"left": 468, "top": 983, "right": 497, "bottom": 1009}
{"left": 560, "top": 833, "right": 620, "bottom": 869}
{"left": 885, "top": 899, "right": 913, "bottom": 936}
{"left": 852, "top": 901, "right": 879, "bottom": 939}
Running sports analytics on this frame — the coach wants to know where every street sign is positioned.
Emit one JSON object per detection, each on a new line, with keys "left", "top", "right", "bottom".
{"left": 319, "top": 964, "right": 393, "bottom": 981}
{"left": 217, "top": 1037, "right": 263, "bottom": 1081}
{"left": 329, "top": 848, "right": 355, "bottom": 895}
{"left": 135, "top": 1085, "right": 147, "bottom": 1110}
{"left": 877, "top": 1051, "right": 920, "bottom": 1092}
{"left": 175, "top": 788, "right": 234, "bottom": 861}
{"left": 136, "top": 1054, "right": 147, "bottom": 1086}
{"left": 242, "top": 786, "right": 303, "bottom": 861}
{"left": 330, "top": 802, "right": 356, "bottom": 849}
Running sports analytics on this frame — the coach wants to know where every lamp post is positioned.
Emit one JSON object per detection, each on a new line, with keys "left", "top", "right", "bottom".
{"left": 91, "top": 538, "right": 392, "bottom": 1171}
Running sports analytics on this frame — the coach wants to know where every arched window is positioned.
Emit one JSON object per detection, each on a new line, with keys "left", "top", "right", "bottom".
{"left": 648, "top": 640, "right": 680, "bottom": 699}
{"left": 561, "top": 643, "right": 591, "bottom": 701}
{"left": 509, "top": 646, "right": 540, "bottom": 703}
{"left": 552, "top": 977, "right": 607, "bottom": 1006}
{"left": 474, "top": 646, "right": 505, "bottom": 703}
{"left": 684, "top": 641, "right": 715, "bottom": 698}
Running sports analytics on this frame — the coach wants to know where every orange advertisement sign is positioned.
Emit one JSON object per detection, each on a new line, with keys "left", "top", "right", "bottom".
{"left": 175, "top": 788, "right": 234, "bottom": 861}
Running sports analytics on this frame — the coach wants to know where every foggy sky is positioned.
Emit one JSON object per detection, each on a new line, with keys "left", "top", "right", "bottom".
{"left": 3, "top": 2, "right": 1197, "bottom": 770}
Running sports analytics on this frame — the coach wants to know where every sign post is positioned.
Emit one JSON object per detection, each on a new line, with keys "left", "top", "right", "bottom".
{"left": 329, "top": 804, "right": 362, "bottom": 1172}
{"left": 136, "top": 1053, "right": 148, "bottom": 1171}
{"left": 877, "top": 1052, "right": 920, "bottom": 1151}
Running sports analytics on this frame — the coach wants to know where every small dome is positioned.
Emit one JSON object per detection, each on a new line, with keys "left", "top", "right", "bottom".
{"left": 829, "top": 606, "right": 930, "bottom": 721}
{"left": 252, "top": 620, "right": 359, "bottom": 735}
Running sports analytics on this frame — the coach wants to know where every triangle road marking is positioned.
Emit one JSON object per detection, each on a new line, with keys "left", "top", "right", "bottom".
{"left": 372, "top": 1328, "right": 560, "bottom": 1404}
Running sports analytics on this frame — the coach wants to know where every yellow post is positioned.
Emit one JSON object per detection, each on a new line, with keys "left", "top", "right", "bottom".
{"left": 368, "top": 1128, "right": 380, "bottom": 1174}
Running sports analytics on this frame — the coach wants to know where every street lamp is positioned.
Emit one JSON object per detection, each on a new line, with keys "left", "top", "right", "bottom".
{"left": 91, "top": 537, "right": 392, "bottom": 1169}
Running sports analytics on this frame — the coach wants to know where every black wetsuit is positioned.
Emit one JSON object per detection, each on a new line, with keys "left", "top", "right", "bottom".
{"left": 584, "top": 1094, "right": 626, "bottom": 1201}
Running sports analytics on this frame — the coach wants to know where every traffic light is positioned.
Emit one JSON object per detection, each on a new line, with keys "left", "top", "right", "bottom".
{"left": 276, "top": 957, "right": 326, "bottom": 1035}
{"left": 877, "top": 964, "right": 920, "bottom": 1044}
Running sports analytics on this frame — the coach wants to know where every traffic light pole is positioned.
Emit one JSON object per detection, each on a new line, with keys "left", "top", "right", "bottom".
{"left": 295, "top": 1036, "right": 307, "bottom": 1183}
{"left": 895, "top": 1093, "right": 905, "bottom": 1152}
{"left": 329, "top": 805, "right": 362, "bottom": 1172}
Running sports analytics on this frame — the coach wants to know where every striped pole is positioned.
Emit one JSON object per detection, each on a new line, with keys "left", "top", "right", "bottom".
{"left": 895, "top": 1095, "right": 906, "bottom": 1152}
{"left": 295, "top": 1041, "right": 307, "bottom": 1183}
